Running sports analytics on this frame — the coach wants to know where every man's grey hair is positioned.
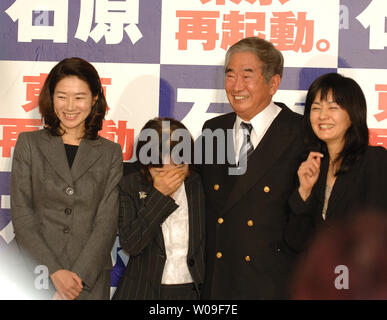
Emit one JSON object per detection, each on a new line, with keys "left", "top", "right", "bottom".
{"left": 224, "top": 37, "right": 284, "bottom": 83}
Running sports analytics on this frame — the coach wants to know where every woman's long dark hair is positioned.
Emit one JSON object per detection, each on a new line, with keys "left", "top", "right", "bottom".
{"left": 135, "top": 117, "right": 194, "bottom": 183}
{"left": 39, "top": 57, "right": 107, "bottom": 140}
{"left": 303, "top": 73, "right": 369, "bottom": 175}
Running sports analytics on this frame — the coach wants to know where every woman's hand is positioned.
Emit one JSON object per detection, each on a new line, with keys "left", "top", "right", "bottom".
{"left": 50, "top": 269, "right": 83, "bottom": 300}
{"left": 297, "top": 152, "right": 324, "bottom": 201}
{"left": 149, "top": 164, "right": 188, "bottom": 197}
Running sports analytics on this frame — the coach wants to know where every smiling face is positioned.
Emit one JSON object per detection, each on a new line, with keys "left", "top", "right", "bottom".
{"left": 225, "top": 51, "right": 280, "bottom": 121}
{"left": 53, "top": 75, "right": 97, "bottom": 137}
{"left": 310, "top": 90, "right": 352, "bottom": 149}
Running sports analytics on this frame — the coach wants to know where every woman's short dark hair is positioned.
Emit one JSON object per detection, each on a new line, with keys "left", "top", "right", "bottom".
{"left": 135, "top": 117, "right": 194, "bottom": 183}
{"left": 303, "top": 73, "right": 369, "bottom": 175}
{"left": 39, "top": 57, "right": 107, "bottom": 140}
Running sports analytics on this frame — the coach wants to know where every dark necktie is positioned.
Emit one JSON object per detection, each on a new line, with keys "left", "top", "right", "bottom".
{"left": 238, "top": 122, "right": 254, "bottom": 165}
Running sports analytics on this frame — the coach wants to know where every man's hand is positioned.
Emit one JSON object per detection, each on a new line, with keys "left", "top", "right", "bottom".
{"left": 297, "top": 151, "right": 324, "bottom": 201}
{"left": 50, "top": 269, "right": 83, "bottom": 300}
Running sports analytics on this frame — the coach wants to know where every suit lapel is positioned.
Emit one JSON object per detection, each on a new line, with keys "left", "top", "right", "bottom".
{"left": 71, "top": 138, "right": 102, "bottom": 182}
{"left": 213, "top": 114, "right": 239, "bottom": 208}
{"left": 184, "top": 174, "right": 196, "bottom": 258}
{"left": 312, "top": 156, "right": 329, "bottom": 223}
{"left": 155, "top": 216, "right": 166, "bottom": 255}
{"left": 325, "top": 160, "right": 359, "bottom": 219}
{"left": 37, "top": 131, "right": 73, "bottom": 186}
{"left": 223, "top": 107, "right": 298, "bottom": 213}
{"left": 156, "top": 233, "right": 166, "bottom": 256}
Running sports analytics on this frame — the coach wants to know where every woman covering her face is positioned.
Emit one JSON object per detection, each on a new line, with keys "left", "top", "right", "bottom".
{"left": 285, "top": 73, "right": 387, "bottom": 253}
{"left": 112, "top": 117, "right": 205, "bottom": 300}
{"left": 11, "top": 57, "right": 123, "bottom": 299}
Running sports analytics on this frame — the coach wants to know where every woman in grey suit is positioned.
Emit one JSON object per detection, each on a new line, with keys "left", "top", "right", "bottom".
{"left": 11, "top": 57, "right": 123, "bottom": 300}
{"left": 113, "top": 118, "right": 206, "bottom": 300}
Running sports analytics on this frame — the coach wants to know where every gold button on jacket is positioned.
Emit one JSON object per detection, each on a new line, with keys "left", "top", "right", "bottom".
{"left": 214, "top": 184, "right": 220, "bottom": 191}
{"left": 263, "top": 186, "right": 270, "bottom": 193}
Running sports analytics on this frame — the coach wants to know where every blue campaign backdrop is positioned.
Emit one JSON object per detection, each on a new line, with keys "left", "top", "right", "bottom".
{"left": 0, "top": 0, "right": 387, "bottom": 298}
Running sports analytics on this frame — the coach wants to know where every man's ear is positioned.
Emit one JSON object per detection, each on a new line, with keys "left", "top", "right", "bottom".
{"left": 269, "top": 74, "right": 281, "bottom": 96}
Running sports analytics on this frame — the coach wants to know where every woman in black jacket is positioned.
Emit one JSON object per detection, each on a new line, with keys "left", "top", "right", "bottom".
{"left": 113, "top": 117, "right": 205, "bottom": 300}
{"left": 286, "top": 73, "right": 387, "bottom": 253}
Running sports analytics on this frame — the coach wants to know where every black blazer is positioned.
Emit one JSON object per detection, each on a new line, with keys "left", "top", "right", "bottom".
{"left": 112, "top": 168, "right": 206, "bottom": 300}
{"left": 286, "top": 146, "right": 387, "bottom": 252}
{"left": 197, "top": 103, "right": 304, "bottom": 299}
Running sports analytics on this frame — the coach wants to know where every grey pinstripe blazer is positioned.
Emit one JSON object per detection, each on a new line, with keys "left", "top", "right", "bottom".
{"left": 112, "top": 168, "right": 206, "bottom": 300}
{"left": 11, "top": 129, "right": 122, "bottom": 299}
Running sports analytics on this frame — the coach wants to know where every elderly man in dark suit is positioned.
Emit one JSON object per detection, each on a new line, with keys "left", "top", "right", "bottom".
{"left": 198, "top": 37, "right": 304, "bottom": 299}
